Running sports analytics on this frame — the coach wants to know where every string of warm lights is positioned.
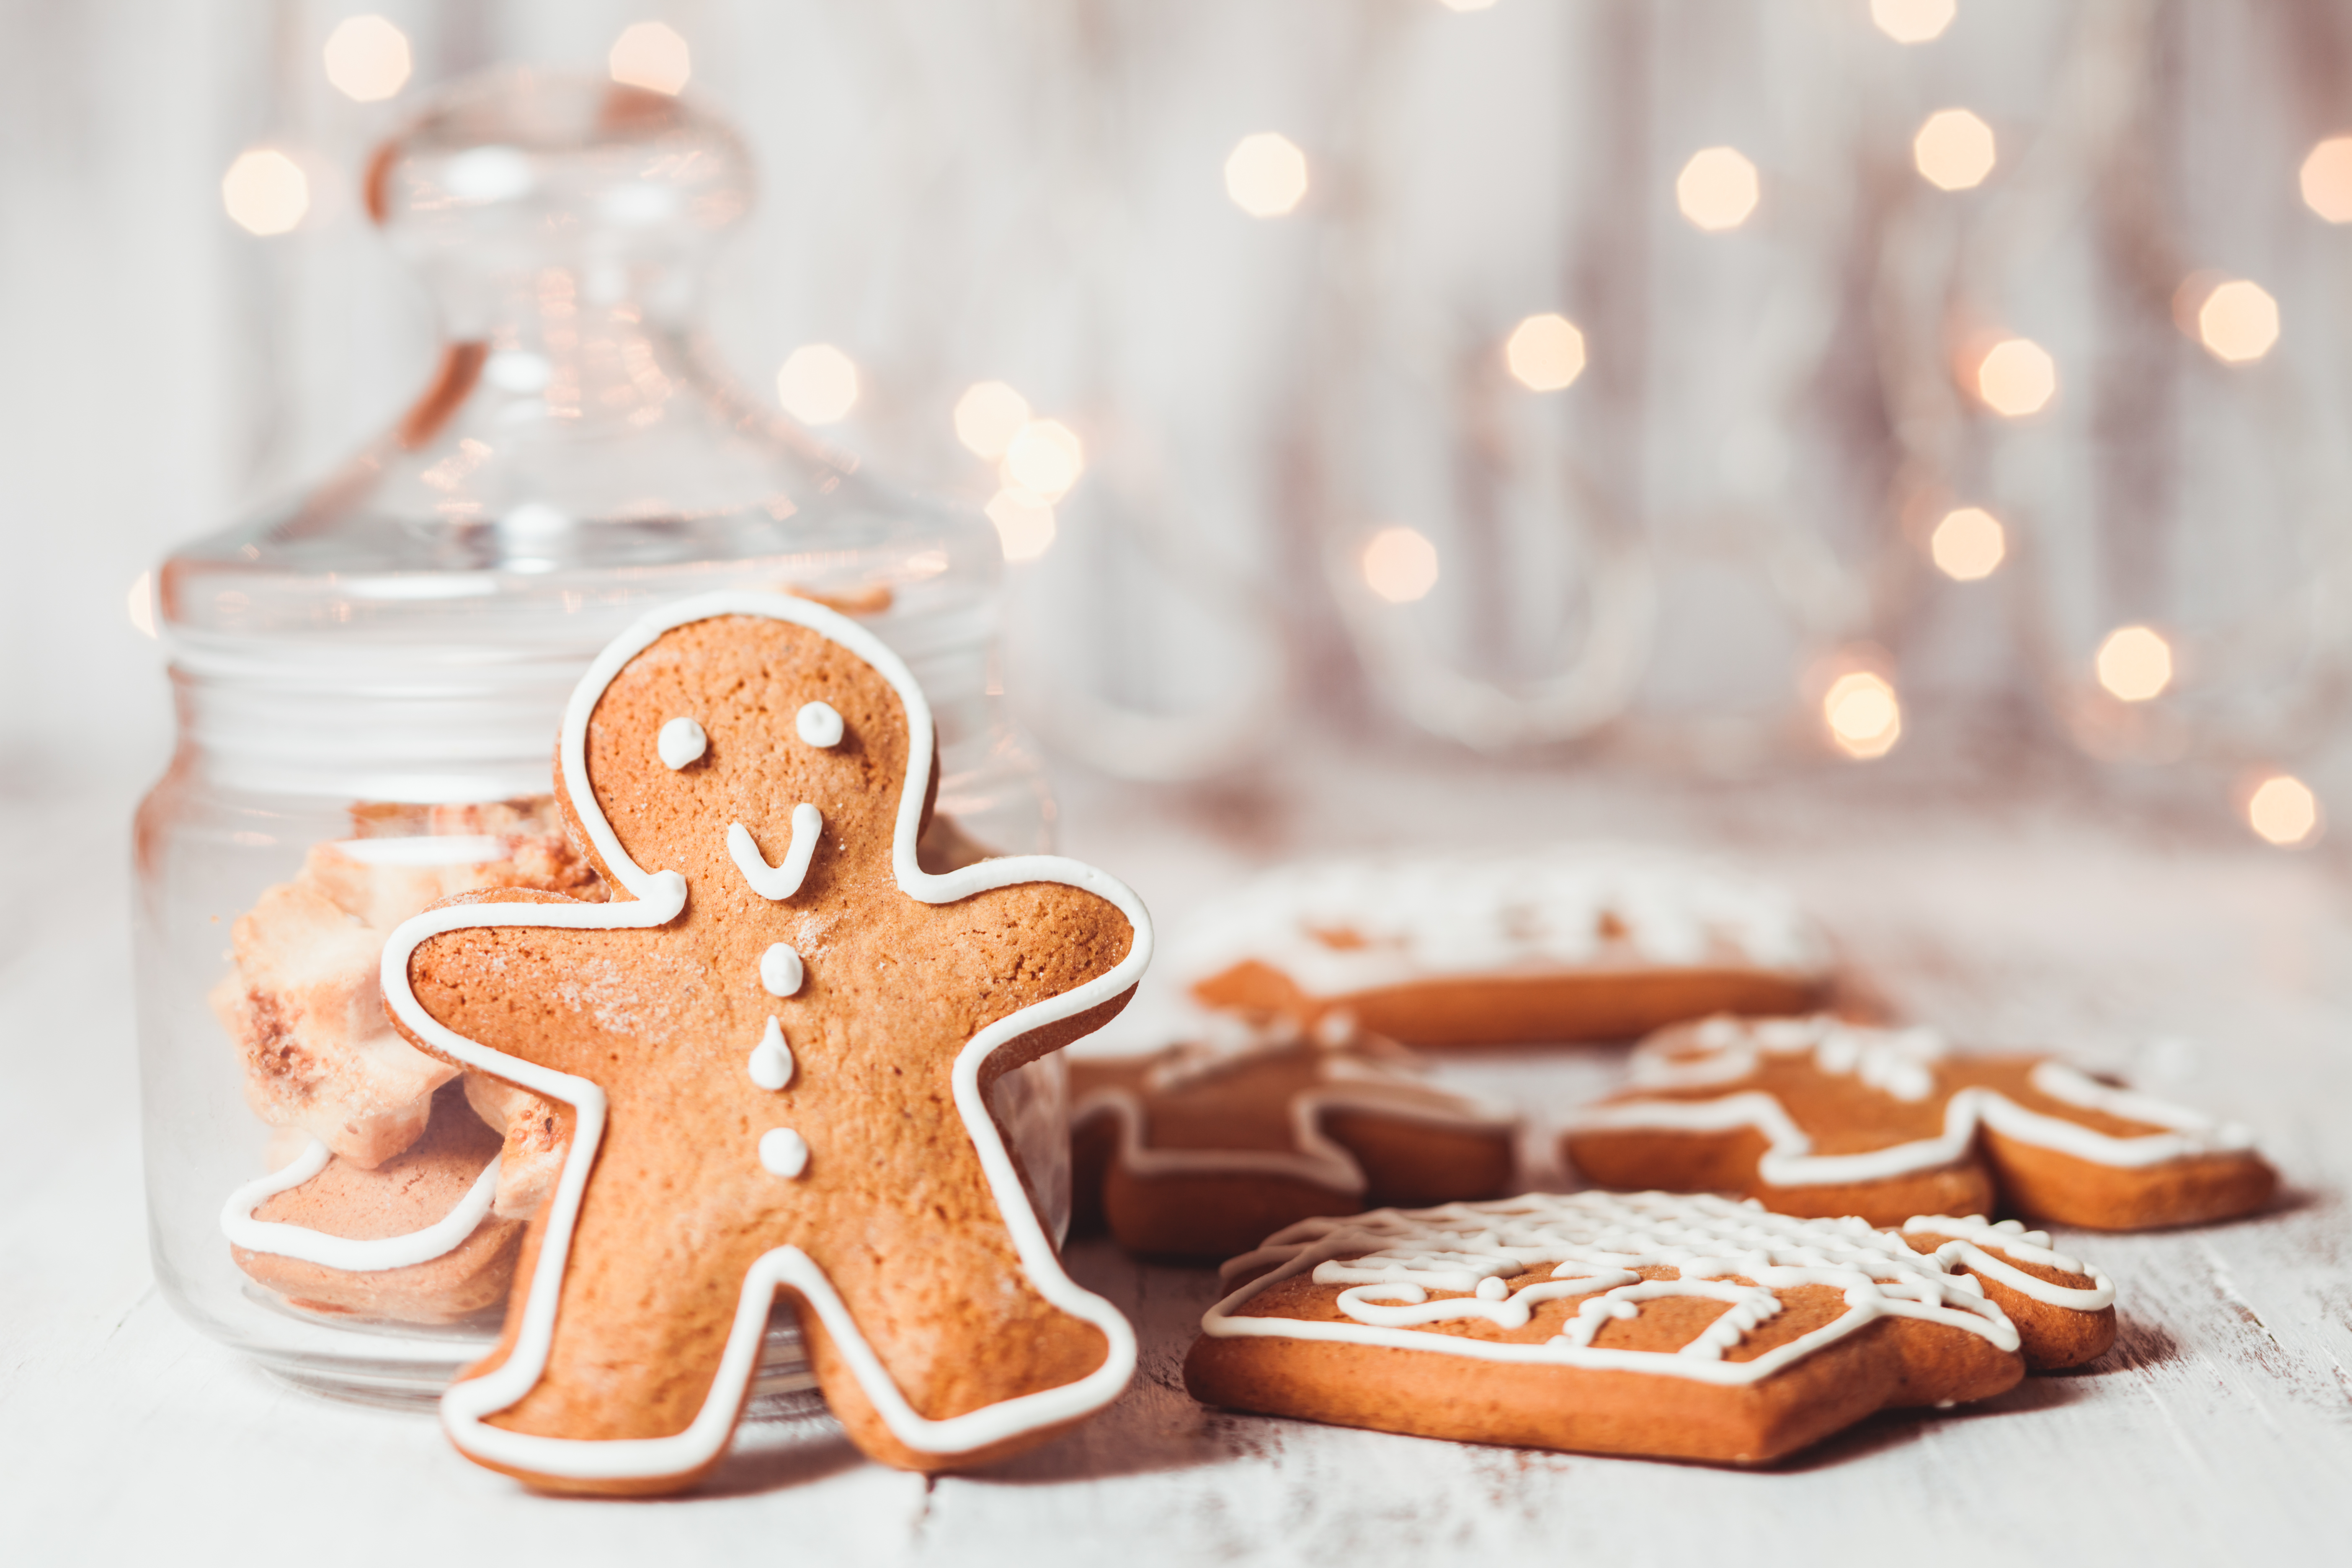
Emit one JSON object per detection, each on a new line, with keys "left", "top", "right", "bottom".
{"left": 1225, "top": 133, "right": 1309, "bottom": 219}
{"left": 1676, "top": 147, "right": 1760, "bottom": 232}
{"left": 609, "top": 22, "right": 692, "bottom": 95}
{"left": 192, "top": 4, "right": 2345, "bottom": 850}
{"left": 774, "top": 345, "right": 859, "bottom": 426}
{"left": 1911, "top": 7, "right": 2330, "bottom": 849}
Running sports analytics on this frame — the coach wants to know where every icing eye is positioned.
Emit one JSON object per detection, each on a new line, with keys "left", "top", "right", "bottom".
{"left": 657, "top": 716, "right": 707, "bottom": 770}
{"left": 796, "top": 701, "right": 844, "bottom": 748}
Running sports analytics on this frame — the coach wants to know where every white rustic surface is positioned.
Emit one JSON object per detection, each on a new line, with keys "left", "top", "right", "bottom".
{"left": 7, "top": 745, "right": 2352, "bottom": 1565}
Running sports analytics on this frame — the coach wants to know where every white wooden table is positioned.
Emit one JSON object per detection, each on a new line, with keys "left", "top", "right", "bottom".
{"left": 8, "top": 744, "right": 2351, "bottom": 1564}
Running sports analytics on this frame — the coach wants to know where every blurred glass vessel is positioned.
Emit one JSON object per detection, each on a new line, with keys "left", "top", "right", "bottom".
{"left": 132, "top": 73, "right": 1061, "bottom": 1406}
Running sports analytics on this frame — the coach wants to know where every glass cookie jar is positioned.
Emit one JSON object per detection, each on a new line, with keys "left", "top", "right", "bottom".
{"left": 133, "top": 73, "right": 1064, "bottom": 1407}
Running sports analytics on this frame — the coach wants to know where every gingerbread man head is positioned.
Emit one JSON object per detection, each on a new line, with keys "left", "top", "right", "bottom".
{"left": 382, "top": 592, "right": 1150, "bottom": 1494}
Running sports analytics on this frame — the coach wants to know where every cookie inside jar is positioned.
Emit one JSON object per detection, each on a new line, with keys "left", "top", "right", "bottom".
{"left": 211, "top": 797, "right": 598, "bottom": 1327}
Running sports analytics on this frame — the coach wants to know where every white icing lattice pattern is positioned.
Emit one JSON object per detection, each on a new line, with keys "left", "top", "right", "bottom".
{"left": 1170, "top": 846, "right": 1830, "bottom": 998}
{"left": 1202, "top": 1191, "right": 2023, "bottom": 1381}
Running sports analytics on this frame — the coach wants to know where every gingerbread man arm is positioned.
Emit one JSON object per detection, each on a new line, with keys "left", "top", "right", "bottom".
{"left": 381, "top": 593, "right": 1151, "bottom": 1494}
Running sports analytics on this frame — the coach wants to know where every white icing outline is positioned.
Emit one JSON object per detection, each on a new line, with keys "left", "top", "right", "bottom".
{"left": 1072, "top": 1047, "right": 1516, "bottom": 1194}
{"left": 379, "top": 590, "right": 1150, "bottom": 1485}
{"left": 220, "top": 1137, "right": 501, "bottom": 1273}
{"left": 1201, "top": 1192, "right": 2025, "bottom": 1381}
{"left": 1631, "top": 1015, "right": 1947, "bottom": 1103}
{"left": 1901, "top": 1214, "right": 2117, "bottom": 1313}
{"left": 729, "top": 802, "right": 823, "bottom": 901}
{"left": 1570, "top": 1017, "right": 2260, "bottom": 1186}
{"left": 2026, "top": 1060, "right": 2258, "bottom": 1150}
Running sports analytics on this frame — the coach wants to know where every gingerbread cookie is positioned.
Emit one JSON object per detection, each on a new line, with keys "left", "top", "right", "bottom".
{"left": 462, "top": 1074, "right": 567, "bottom": 1220}
{"left": 1563, "top": 1014, "right": 2277, "bottom": 1229}
{"left": 223, "top": 1079, "right": 524, "bottom": 1324}
{"left": 1070, "top": 1013, "right": 1518, "bottom": 1260}
{"left": 1897, "top": 1215, "right": 2117, "bottom": 1370}
{"left": 1173, "top": 847, "right": 1833, "bottom": 1048}
{"left": 211, "top": 799, "right": 604, "bottom": 1167}
{"left": 382, "top": 592, "right": 1151, "bottom": 1495}
{"left": 1185, "top": 1191, "right": 2115, "bottom": 1465}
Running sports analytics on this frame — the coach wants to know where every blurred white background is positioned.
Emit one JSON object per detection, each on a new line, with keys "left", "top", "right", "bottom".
{"left": 12, "top": 0, "right": 2352, "bottom": 855}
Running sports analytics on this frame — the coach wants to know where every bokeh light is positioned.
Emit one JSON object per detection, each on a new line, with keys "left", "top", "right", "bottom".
{"left": 1973, "top": 336, "right": 2057, "bottom": 416}
{"left": 1504, "top": 314, "right": 1587, "bottom": 392}
{"left": 954, "top": 381, "right": 1032, "bottom": 460}
{"left": 221, "top": 149, "right": 310, "bottom": 236}
{"left": 2095, "top": 625, "right": 2173, "bottom": 702}
{"left": 1823, "top": 671, "right": 1902, "bottom": 760}
{"left": 1872, "top": 0, "right": 1956, "bottom": 44}
{"left": 1003, "top": 420, "right": 1085, "bottom": 500}
{"left": 2247, "top": 775, "right": 2322, "bottom": 848}
{"left": 986, "top": 489, "right": 1057, "bottom": 562}
{"left": 1362, "top": 527, "right": 1440, "bottom": 604}
{"left": 2299, "top": 136, "right": 2352, "bottom": 223}
{"left": 609, "top": 21, "right": 691, "bottom": 95}
{"left": 1929, "top": 506, "right": 2006, "bottom": 581}
{"left": 322, "top": 15, "right": 412, "bottom": 102}
{"left": 775, "top": 345, "right": 859, "bottom": 426}
{"left": 1676, "top": 147, "right": 1760, "bottom": 232}
{"left": 2195, "top": 279, "right": 2281, "bottom": 365}
{"left": 1225, "top": 133, "right": 1310, "bottom": 218}
{"left": 1913, "top": 109, "right": 1996, "bottom": 191}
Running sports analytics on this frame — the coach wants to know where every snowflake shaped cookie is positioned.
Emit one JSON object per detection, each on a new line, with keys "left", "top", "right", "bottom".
{"left": 381, "top": 593, "right": 1150, "bottom": 1494}
{"left": 1188, "top": 1191, "right": 2116, "bottom": 1464}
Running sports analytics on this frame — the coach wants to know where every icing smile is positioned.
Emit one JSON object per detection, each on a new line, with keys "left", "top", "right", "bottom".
{"left": 730, "top": 804, "right": 825, "bottom": 901}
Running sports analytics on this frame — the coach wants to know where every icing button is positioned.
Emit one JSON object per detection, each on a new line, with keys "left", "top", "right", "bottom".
{"left": 656, "top": 716, "right": 707, "bottom": 769}
{"left": 758, "top": 1127, "right": 810, "bottom": 1179}
{"left": 796, "top": 701, "right": 844, "bottom": 748}
{"left": 749, "top": 1017, "right": 794, "bottom": 1090}
{"left": 760, "top": 943, "right": 804, "bottom": 998}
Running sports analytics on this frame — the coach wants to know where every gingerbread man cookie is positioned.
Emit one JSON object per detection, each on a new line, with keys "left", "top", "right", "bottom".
{"left": 1185, "top": 1191, "right": 2116, "bottom": 1465}
{"left": 381, "top": 593, "right": 1150, "bottom": 1495}
{"left": 1069, "top": 1012, "right": 1518, "bottom": 1260}
{"left": 1563, "top": 1014, "right": 2276, "bottom": 1229}
{"left": 1172, "top": 847, "right": 1833, "bottom": 1048}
